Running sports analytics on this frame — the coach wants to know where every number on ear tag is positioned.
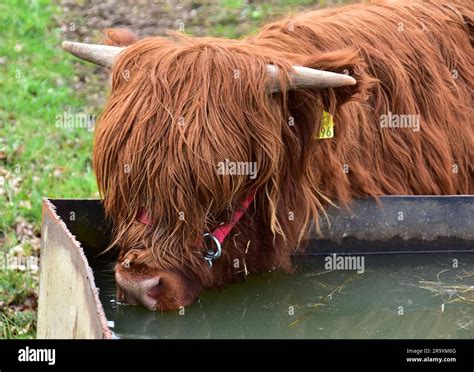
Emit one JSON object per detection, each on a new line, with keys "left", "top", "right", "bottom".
{"left": 315, "top": 111, "right": 334, "bottom": 139}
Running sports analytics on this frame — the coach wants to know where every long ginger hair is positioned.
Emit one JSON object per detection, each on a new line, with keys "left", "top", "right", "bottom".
{"left": 94, "top": 0, "right": 473, "bottom": 288}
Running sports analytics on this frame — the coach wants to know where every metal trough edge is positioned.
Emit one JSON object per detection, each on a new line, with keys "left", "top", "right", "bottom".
{"left": 37, "top": 198, "right": 113, "bottom": 339}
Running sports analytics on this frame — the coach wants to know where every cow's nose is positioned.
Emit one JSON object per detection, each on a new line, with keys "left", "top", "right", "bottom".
{"left": 115, "top": 271, "right": 162, "bottom": 310}
{"left": 145, "top": 277, "right": 163, "bottom": 300}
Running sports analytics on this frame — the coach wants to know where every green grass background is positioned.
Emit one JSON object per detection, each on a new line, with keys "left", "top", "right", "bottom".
{"left": 1, "top": 0, "right": 99, "bottom": 338}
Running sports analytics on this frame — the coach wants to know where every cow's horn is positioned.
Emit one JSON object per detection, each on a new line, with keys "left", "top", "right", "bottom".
{"left": 266, "top": 65, "right": 357, "bottom": 92}
{"left": 61, "top": 41, "right": 124, "bottom": 68}
{"left": 61, "top": 41, "right": 357, "bottom": 89}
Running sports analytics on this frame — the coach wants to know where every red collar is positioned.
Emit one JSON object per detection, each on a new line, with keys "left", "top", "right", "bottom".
{"left": 136, "top": 192, "right": 256, "bottom": 265}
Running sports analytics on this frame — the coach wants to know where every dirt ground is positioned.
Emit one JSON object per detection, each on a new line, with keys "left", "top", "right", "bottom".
{"left": 58, "top": 0, "right": 211, "bottom": 40}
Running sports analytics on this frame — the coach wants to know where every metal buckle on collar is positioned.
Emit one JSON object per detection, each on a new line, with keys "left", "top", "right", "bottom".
{"left": 203, "top": 233, "right": 221, "bottom": 267}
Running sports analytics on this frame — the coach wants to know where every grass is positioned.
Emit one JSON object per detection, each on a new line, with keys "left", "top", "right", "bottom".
{"left": 199, "top": 0, "right": 324, "bottom": 38}
{"left": 0, "top": 270, "right": 37, "bottom": 339}
{"left": 0, "top": 0, "right": 98, "bottom": 339}
{"left": 0, "top": 0, "right": 325, "bottom": 339}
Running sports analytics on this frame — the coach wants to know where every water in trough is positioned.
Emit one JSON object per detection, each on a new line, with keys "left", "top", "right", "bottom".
{"left": 96, "top": 253, "right": 474, "bottom": 339}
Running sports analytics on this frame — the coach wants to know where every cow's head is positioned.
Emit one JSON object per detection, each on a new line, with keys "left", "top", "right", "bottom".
{"left": 63, "top": 32, "right": 369, "bottom": 311}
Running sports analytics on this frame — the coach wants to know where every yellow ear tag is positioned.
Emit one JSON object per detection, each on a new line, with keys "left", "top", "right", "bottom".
{"left": 315, "top": 111, "right": 334, "bottom": 139}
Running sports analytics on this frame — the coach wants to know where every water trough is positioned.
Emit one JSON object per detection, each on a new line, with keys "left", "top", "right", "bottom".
{"left": 37, "top": 196, "right": 474, "bottom": 339}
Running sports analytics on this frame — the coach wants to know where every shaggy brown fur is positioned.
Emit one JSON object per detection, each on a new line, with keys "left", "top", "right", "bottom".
{"left": 94, "top": 0, "right": 473, "bottom": 310}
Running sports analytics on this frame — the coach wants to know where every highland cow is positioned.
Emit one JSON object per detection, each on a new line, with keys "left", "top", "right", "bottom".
{"left": 63, "top": 0, "right": 473, "bottom": 311}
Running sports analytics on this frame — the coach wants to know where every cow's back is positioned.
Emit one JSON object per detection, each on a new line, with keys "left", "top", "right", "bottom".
{"left": 253, "top": 0, "right": 473, "bottom": 197}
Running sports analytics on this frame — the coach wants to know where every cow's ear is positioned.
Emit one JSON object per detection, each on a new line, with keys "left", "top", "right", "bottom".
{"left": 102, "top": 29, "right": 139, "bottom": 46}
{"left": 300, "top": 48, "right": 374, "bottom": 108}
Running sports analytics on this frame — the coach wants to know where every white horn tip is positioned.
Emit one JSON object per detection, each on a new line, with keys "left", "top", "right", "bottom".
{"left": 267, "top": 64, "right": 358, "bottom": 92}
{"left": 60, "top": 41, "right": 123, "bottom": 68}
{"left": 345, "top": 76, "right": 357, "bottom": 85}
{"left": 61, "top": 41, "right": 73, "bottom": 52}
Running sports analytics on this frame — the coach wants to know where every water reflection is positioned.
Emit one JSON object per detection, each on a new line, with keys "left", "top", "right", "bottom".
{"left": 96, "top": 253, "right": 474, "bottom": 339}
